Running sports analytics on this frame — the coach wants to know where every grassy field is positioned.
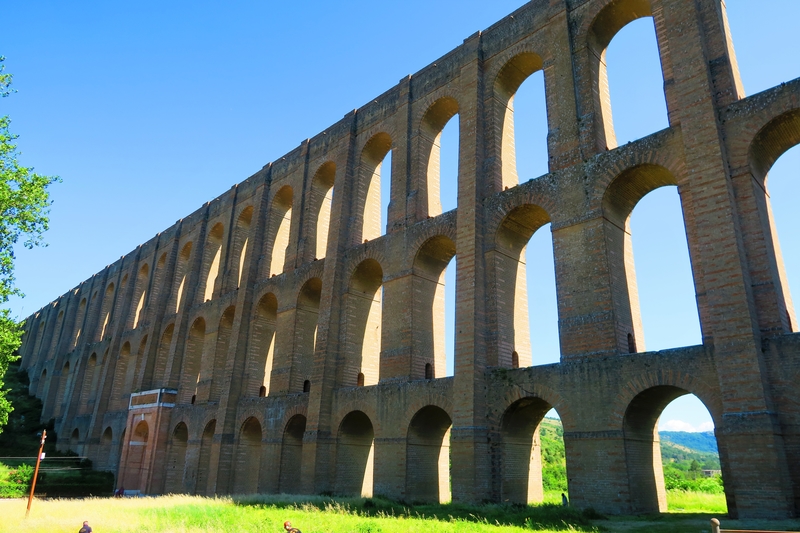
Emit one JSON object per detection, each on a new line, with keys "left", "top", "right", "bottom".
{"left": 1, "top": 492, "right": 799, "bottom": 533}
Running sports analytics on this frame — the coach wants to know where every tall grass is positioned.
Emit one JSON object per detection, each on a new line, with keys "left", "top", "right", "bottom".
{"left": 666, "top": 489, "right": 727, "bottom": 513}
{"left": 0, "top": 495, "right": 601, "bottom": 533}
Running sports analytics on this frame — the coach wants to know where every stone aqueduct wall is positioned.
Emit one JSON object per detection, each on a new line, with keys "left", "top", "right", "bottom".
{"left": 17, "top": 0, "right": 800, "bottom": 518}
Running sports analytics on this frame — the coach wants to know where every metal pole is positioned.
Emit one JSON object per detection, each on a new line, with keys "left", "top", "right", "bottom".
{"left": 25, "top": 429, "right": 46, "bottom": 518}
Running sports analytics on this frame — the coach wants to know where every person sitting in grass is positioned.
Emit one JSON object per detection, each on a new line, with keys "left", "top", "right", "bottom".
{"left": 79, "top": 520, "right": 92, "bottom": 533}
{"left": 284, "top": 520, "right": 301, "bottom": 533}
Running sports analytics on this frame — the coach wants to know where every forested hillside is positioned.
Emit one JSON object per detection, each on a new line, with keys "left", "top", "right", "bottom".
{"left": 539, "top": 418, "right": 723, "bottom": 494}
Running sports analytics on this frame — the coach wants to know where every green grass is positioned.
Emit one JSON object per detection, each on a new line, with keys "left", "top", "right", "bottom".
{"left": 2, "top": 494, "right": 601, "bottom": 533}
{"left": 666, "top": 489, "right": 727, "bottom": 514}
{"left": 2, "top": 492, "right": 798, "bottom": 533}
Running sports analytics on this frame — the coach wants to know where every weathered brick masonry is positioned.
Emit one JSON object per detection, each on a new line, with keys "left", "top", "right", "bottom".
{"left": 17, "top": 0, "right": 800, "bottom": 518}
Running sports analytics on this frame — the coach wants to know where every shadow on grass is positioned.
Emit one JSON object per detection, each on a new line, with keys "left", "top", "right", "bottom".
{"left": 232, "top": 494, "right": 605, "bottom": 531}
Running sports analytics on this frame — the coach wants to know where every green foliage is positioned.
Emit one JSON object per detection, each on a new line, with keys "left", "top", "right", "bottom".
{"left": 0, "top": 460, "right": 32, "bottom": 497}
{"left": 0, "top": 358, "right": 50, "bottom": 456}
{"left": 539, "top": 418, "right": 567, "bottom": 492}
{"left": 0, "top": 56, "right": 59, "bottom": 435}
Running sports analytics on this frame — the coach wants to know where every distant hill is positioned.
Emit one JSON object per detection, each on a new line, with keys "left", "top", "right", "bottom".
{"left": 660, "top": 431, "right": 718, "bottom": 454}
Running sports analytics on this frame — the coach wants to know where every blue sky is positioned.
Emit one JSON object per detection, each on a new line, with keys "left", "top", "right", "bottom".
{"left": 3, "top": 1, "right": 799, "bottom": 433}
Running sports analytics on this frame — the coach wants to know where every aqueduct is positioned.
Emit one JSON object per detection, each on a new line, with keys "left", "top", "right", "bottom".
{"left": 18, "top": 0, "right": 800, "bottom": 518}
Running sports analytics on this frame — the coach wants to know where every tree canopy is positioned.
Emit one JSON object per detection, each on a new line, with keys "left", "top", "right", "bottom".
{"left": 0, "top": 56, "right": 59, "bottom": 432}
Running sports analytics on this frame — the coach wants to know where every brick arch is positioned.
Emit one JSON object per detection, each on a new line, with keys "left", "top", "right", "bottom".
{"left": 748, "top": 108, "right": 800, "bottom": 185}
{"left": 415, "top": 94, "right": 461, "bottom": 219}
{"left": 402, "top": 395, "right": 454, "bottom": 431}
{"left": 581, "top": 0, "right": 656, "bottom": 151}
{"left": 352, "top": 130, "right": 394, "bottom": 245}
{"left": 495, "top": 388, "right": 566, "bottom": 505}
{"left": 404, "top": 217, "right": 457, "bottom": 271}
{"left": 405, "top": 402, "right": 453, "bottom": 503}
{"left": 334, "top": 409, "right": 376, "bottom": 497}
{"left": 332, "top": 402, "right": 380, "bottom": 439}
{"left": 278, "top": 404, "right": 308, "bottom": 433}
{"left": 612, "top": 367, "right": 723, "bottom": 514}
{"left": 488, "top": 196, "right": 554, "bottom": 253}
{"left": 235, "top": 409, "right": 266, "bottom": 434}
{"left": 492, "top": 380, "right": 574, "bottom": 432}
{"left": 309, "top": 160, "right": 337, "bottom": 260}
{"left": 592, "top": 141, "right": 687, "bottom": 207}
{"left": 609, "top": 367, "right": 722, "bottom": 429}
{"left": 343, "top": 245, "right": 388, "bottom": 282}
{"left": 486, "top": 46, "right": 549, "bottom": 191}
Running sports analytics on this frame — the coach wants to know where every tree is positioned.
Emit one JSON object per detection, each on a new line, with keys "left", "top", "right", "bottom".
{"left": 0, "top": 56, "right": 59, "bottom": 433}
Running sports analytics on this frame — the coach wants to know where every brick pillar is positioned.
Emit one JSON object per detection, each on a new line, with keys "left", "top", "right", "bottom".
{"left": 450, "top": 33, "right": 491, "bottom": 503}
{"left": 660, "top": 0, "right": 793, "bottom": 518}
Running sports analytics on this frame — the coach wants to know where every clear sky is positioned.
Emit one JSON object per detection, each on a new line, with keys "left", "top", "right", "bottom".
{"left": 2, "top": 1, "right": 799, "bottom": 434}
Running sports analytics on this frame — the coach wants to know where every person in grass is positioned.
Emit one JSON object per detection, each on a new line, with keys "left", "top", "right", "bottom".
{"left": 283, "top": 520, "right": 301, "bottom": 533}
{"left": 79, "top": 520, "right": 92, "bottom": 533}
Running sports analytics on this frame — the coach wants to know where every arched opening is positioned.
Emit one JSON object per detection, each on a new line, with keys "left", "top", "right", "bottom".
{"left": 234, "top": 206, "right": 253, "bottom": 288}
{"left": 37, "top": 368, "right": 47, "bottom": 399}
{"left": 79, "top": 353, "right": 97, "bottom": 414}
{"left": 209, "top": 306, "right": 235, "bottom": 402}
{"left": 603, "top": 164, "right": 701, "bottom": 352}
{"left": 629, "top": 186, "right": 702, "bottom": 350}
{"left": 310, "top": 161, "right": 336, "bottom": 259}
{"left": 357, "top": 132, "right": 392, "bottom": 243}
{"left": 413, "top": 236, "right": 456, "bottom": 378}
{"left": 98, "top": 283, "right": 115, "bottom": 340}
{"left": 424, "top": 363, "right": 433, "bottom": 380}
{"left": 420, "top": 97, "right": 459, "bottom": 217}
{"left": 178, "top": 318, "right": 205, "bottom": 403}
{"left": 258, "top": 385, "right": 266, "bottom": 397}
{"left": 494, "top": 52, "right": 548, "bottom": 189}
{"left": 587, "top": 0, "right": 668, "bottom": 151}
{"left": 500, "top": 397, "right": 567, "bottom": 504}
{"left": 111, "top": 342, "right": 131, "bottom": 410}
{"left": 356, "top": 372, "right": 365, "bottom": 387}
{"left": 164, "top": 422, "right": 188, "bottom": 494}
{"left": 195, "top": 420, "right": 215, "bottom": 496}
{"left": 233, "top": 417, "right": 262, "bottom": 494}
{"left": 69, "top": 428, "right": 79, "bottom": 451}
{"left": 248, "top": 293, "right": 277, "bottom": 397}
{"left": 335, "top": 411, "right": 374, "bottom": 497}
{"left": 268, "top": 185, "right": 293, "bottom": 276}
{"left": 147, "top": 323, "right": 173, "bottom": 389}
{"left": 625, "top": 387, "right": 726, "bottom": 514}
{"left": 302, "top": 380, "right": 310, "bottom": 393}
{"left": 605, "top": 15, "right": 669, "bottom": 146}
{"left": 494, "top": 204, "right": 557, "bottom": 367}
{"left": 202, "top": 223, "right": 225, "bottom": 302}
{"left": 747, "top": 111, "right": 800, "bottom": 333}
{"left": 150, "top": 252, "right": 168, "bottom": 305}
{"left": 132, "top": 263, "right": 150, "bottom": 329}
{"left": 100, "top": 426, "right": 113, "bottom": 472}
{"left": 172, "top": 242, "right": 193, "bottom": 313}
{"left": 73, "top": 298, "right": 87, "bottom": 348}
{"left": 279, "top": 414, "right": 306, "bottom": 494}
{"left": 294, "top": 278, "right": 321, "bottom": 393}
{"left": 53, "top": 362, "right": 70, "bottom": 418}
{"left": 407, "top": 405, "right": 451, "bottom": 503}
{"left": 344, "top": 259, "right": 383, "bottom": 386}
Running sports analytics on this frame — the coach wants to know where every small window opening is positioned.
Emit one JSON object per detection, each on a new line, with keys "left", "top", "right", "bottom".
{"left": 627, "top": 333, "right": 637, "bottom": 354}
{"left": 258, "top": 385, "right": 267, "bottom": 398}
{"left": 191, "top": 394, "right": 196, "bottom": 405}
{"left": 424, "top": 363, "right": 433, "bottom": 380}
{"left": 303, "top": 380, "right": 311, "bottom": 393}
{"left": 511, "top": 351, "right": 519, "bottom": 369}
{"left": 356, "top": 372, "right": 365, "bottom": 387}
